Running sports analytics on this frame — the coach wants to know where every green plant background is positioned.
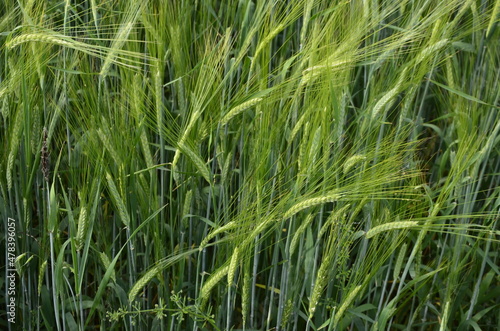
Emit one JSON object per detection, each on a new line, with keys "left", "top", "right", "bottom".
{"left": 0, "top": 0, "right": 499, "bottom": 330}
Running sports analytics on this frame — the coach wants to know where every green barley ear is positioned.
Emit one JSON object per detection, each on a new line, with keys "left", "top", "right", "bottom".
{"left": 416, "top": 39, "right": 449, "bottom": 65}
{"left": 97, "top": 123, "right": 122, "bottom": 166}
{"left": 75, "top": 206, "right": 88, "bottom": 251}
{"left": 128, "top": 263, "right": 162, "bottom": 302}
{"left": 220, "top": 151, "right": 233, "bottom": 185}
{"left": 6, "top": 33, "right": 75, "bottom": 49}
{"left": 440, "top": 300, "right": 451, "bottom": 330}
{"left": 283, "top": 193, "right": 343, "bottom": 219}
{"left": 318, "top": 204, "right": 351, "bottom": 240}
{"left": 371, "top": 67, "right": 407, "bottom": 120}
{"left": 200, "top": 264, "right": 230, "bottom": 308}
{"left": 48, "top": 182, "right": 58, "bottom": 233}
{"left": 14, "top": 253, "right": 29, "bottom": 276}
{"left": 1, "top": 98, "right": 8, "bottom": 120}
{"left": 175, "top": 105, "right": 200, "bottom": 137}
{"left": 365, "top": 221, "right": 419, "bottom": 239}
{"left": 301, "top": 59, "right": 352, "bottom": 85}
{"left": 129, "top": 251, "right": 196, "bottom": 302}
{"left": 41, "top": 127, "right": 49, "bottom": 182}
{"left": 100, "top": 22, "right": 135, "bottom": 79}
{"left": 343, "top": 155, "right": 367, "bottom": 174}
{"left": 309, "top": 249, "right": 334, "bottom": 318}
{"left": 307, "top": 125, "right": 322, "bottom": 167}
{"left": 30, "top": 106, "right": 41, "bottom": 155}
{"left": 227, "top": 247, "right": 239, "bottom": 286}
{"left": 289, "top": 107, "right": 312, "bottom": 142}
{"left": 297, "top": 121, "right": 310, "bottom": 173}
{"left": 7, "top": 109, "right": 24, "bottom": 190}
{"left": 172, "top": 109, "right": 202, "bottom": 183}
{"left": 220, "top": 98, "right": 263, "bottom": 125}
{"left": 486, "top": 1, "right": 500, "bottom": 37}
{"left": 182, "top": 190, "right": 193, "bottom": 228}
{"left": 37, "top": 260, "right": 48, "bottom": 296}
{"left": 393, "top": 243, "right": 407, "bottom": 280}
{"left": 99, "top": 1, "right": 146, "bottom": 78}
{"left": 199, "top": 221, "right": 237, "bottom": 251}
{"left": 333, "top": 285, "right": 363, "bottom": 327}
{"left": 281, "top": 298, "right": 293, "bottom": 329}
{"left": 99, "top": 252, "right": 116, "bottom": 282}
{"left": 290, "top": 214, "right": 314, "bottom": 256}
{"left": 252, "top": 23, "right": 285, "bottom": 63}
{"left": 105, "top": 172, "right": 130, "bottom": 227}
{"left": 178, "top": 141, "right": 212, "bottom": 184}
{"left": 300, "top": 0, "right": 314, "bottom": 45}
{"left": 241, "top": 259, "right": 251, "bottom": 328}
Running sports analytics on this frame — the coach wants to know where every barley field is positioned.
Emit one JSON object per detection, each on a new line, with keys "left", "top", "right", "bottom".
{"left": 1, "top": 0, "right": 499, "bottom": 330}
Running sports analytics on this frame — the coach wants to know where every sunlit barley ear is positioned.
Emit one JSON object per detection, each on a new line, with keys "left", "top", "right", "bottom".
{"left": 41, "top": 127, "right": 49, "bottom": 182}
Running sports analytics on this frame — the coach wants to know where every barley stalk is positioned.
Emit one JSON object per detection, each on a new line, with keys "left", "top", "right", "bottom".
{"left": 23, "top": 198, "right": 30, "bottom": 233}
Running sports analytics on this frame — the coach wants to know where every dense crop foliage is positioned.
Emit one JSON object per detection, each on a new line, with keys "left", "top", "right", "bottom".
{"left": 1, "top": 0, "right": 499, "bottom": 330}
